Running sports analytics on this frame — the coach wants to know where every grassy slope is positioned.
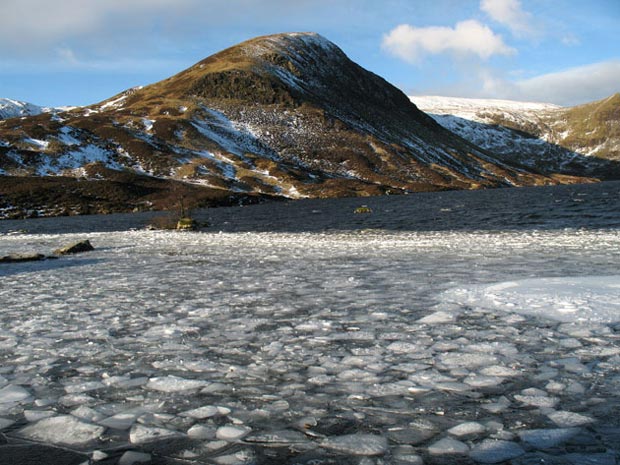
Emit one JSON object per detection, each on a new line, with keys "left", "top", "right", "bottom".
{"left": 558, "top": 93, "right": 620, "bottom": 160}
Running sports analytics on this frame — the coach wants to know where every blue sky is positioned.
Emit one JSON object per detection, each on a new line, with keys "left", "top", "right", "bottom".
{"left": 1, "top": 0, "right": 618, "bottom": 107}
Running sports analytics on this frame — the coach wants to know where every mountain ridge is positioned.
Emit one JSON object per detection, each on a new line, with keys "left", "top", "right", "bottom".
{"left": 0, "top": 98, "right": 46, "bottom": 120}
{"left": 412, "top": 94, "right": 620, "bottom": 179}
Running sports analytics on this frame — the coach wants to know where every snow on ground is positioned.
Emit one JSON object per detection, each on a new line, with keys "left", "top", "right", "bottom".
{"left": 22, "top": 137, "right": 49, "bottom": 150}
{"left": 57, "top": 126, "right": 81, "bottom": 146}
{"left": 100, "top": 94, "right": 128, "bottom": 111}
{"left": 409, "top": 95, "right": 560, "bottom": 144}
{"left": 142, "top": 118, "right": 155, "bottom": 132}
{"left": 192, "top": 108, "right": 276, "bottom": 159}
{"left": 0, "top": 227, "right": 619, "bottom": 463}
{"left": 410, "top": 95, "right": 561, "bottom": 114}
{"left": 36, "top": 144, "right": 123, "bottom": 175}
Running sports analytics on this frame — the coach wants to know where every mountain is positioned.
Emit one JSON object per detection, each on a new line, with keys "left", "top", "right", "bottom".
{"left": 412, "top": 95, "right": 620, "bottom": 179}
{"left": 0, "top": 33, "right": 583, "bottom": 218}
{"left": 0, "top": 98, "right": 46, "bottom": 119}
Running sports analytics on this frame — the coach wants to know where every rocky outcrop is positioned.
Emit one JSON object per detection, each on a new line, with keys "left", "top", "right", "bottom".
{"left": 1, "top": 240, "right": 95, "bottom": 263}
{"left": 53, "top": 240, "right": 95, "bottom": 255}
{"left": 0, "top": 253, "right": 47, "bottom": 263}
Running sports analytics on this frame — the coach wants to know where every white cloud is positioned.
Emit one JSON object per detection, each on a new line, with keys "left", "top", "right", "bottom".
{"left": 515, "top": 60, "right": 620, "bottom": 106}
{"left": 480, "top": 0, "right": 538, "bottom": 38}
{"left": 382, "top": 20, "right": 515, "bottom": 63}
{"left": 421, "top": 61, "right": 620, "bottom": 106}
{"left": 561, "top": 34, "right": 581, "bottom": 47}
{"left": 55, "top": 47, "right": 79, "bottom": 65}
{"left": 0, "top": 0, "right": 194, "bottom": 51}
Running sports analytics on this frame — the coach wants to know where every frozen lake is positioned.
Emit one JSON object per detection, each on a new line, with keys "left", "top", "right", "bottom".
{"left": 1, "top": 182, "right": 620, "bottom": 465}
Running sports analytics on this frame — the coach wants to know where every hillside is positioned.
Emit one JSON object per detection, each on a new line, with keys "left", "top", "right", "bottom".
{"left": 412, "top": 95, "right": 620, "bottom": 179}
{"left": 0, "top": 33, "right": 582, "bottom": 218}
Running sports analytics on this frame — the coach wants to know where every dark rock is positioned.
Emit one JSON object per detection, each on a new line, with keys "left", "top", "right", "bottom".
{"left": 0, "top": 253, "right": 46, "bottom": 263}
{"left": 53, "top": 240, "right": 94, "bottom": 255}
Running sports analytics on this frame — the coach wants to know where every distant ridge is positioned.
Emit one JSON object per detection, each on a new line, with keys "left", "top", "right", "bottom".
{"left": 0, "top": 98, "right": 45, "bottom": 119}
{"left": 412, "top": 94, "right": 620, "bottom": 179}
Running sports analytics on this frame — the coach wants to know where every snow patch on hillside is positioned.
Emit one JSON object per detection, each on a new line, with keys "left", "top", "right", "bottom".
{"left": 58, "top": 127, "right": 81, "bottom": 146}
{"left": 100, "top": 94, "right": 127, "bottom": 111}
{"left": 189, "top": 149, "right": 238, "bottom": 181}
{"left": 142, "top": 118, "right": 155, "bottom": 132}
{"left": 23, "top": 137, "right": 50, "bottom": 150}
{"left": 411, "top": 95, "right": 561, "bottom": 131}
{"left": 192, "top": 108, "right": 277, "bottom": 160}
{"left": 37, "top": 145, "right": 123, "bottom": 175}
{"left": 247, "top": 32, "right": 338, "bottom": 61}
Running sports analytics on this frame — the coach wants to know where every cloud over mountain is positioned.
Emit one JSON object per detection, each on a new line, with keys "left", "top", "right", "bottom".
{"left": 480, "top": 0, "right": 539, "bottom": 38}
{"left": 516, "top": 60, "right": 620, "bottom": 106}
{"left": 382, "top": 20, "right": 515, "bottom": 62}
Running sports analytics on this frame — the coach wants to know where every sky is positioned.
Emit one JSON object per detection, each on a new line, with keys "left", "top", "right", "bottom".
{"left": 1, "top": 0, "right": 618, "bottom": 108}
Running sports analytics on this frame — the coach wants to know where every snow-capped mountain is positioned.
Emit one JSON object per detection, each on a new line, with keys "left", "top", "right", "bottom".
{"left": 411, "top": 95, "right": 620, "bottom": 179}
{"left": 0, "top": 33, "right": 582, "bottom": 218}
{"left": 0, "top": 98, "right": 46, "bottom": 119}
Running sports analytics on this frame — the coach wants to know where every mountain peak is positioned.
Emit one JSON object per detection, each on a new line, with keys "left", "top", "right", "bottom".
{"left": 180, "top": 31, "right": 345, "bottom": 82}
{"left": 243, "top": 31, "right": 336, "bottom": 52}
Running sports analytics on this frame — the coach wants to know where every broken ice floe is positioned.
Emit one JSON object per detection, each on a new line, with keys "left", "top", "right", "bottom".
{"left": 145, "top": 375, "right": 207, "bottom": 392}
{"left": 0, "top": 384, "right": 31, "bottom": 403}
{"left": 118, "top": 451, "right": 151, "bottom": 465}
{"left": 216, "top": 425, "right": 252, "bottom": 441}
{"left": 129, "top": 423, "right": 184, "bottom": 444}
{"left": 321, "top": 434, "right": 388, "bottom": 456}
{"left": 447, "top": 421, "right": 486, "bottom": 437}
{"left": 18, "top": 415, "right": 104, "bottom": 447}
{"left": 469, "top": 439, "right": 525, "bottom": 463}
{"left": 428, "top": 437, "right": 469, "bottom": 455}
{"left": 517, "top": 428, "right": 581, "bottom": 449}
{"left": 547, "top": 410, "right": 595, "bottom": 427}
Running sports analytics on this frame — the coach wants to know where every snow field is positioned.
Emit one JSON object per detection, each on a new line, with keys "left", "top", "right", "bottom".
{"left": 0, "top": 228, "right": 619, "bottom": 463}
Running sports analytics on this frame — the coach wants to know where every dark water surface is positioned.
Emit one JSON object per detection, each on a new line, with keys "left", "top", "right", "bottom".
{"left": 2, "top": 181, "right": 620, "bottom": 235}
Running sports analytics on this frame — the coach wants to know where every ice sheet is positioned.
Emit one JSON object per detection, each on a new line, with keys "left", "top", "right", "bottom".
{"left": 443, "top": 276, "right": 620, "bottom": 323}
{"left": 0, "top": 226, "right": 619, "bottom": 462}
